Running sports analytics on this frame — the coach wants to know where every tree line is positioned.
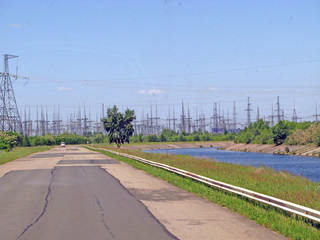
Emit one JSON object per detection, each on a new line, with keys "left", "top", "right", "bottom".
{"left": 0, "top": 132, "right": 106, "bottom": 151}
{"left": 2, "top": 105, "right": 320, "bottom": 151}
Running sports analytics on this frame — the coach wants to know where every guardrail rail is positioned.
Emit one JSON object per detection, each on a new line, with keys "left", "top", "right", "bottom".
{"left": 94, "top": 147, "right": 320, "bottom": 223}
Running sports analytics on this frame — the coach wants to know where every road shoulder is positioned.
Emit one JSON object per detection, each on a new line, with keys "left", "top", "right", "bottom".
{"left": 100, "top": 153, "right": 288, "bottom": 240}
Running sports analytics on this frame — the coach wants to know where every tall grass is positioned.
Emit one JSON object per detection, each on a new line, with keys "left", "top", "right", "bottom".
{"left": 0, "top": 146, "right": 54, "bottom": 165}
{"left": 89, "top": 146, "right": 320, "bottom": 240}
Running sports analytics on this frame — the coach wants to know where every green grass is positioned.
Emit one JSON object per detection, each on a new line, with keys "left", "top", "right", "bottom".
{"left": 89, "top": 147, "right": 320, "bottom": 240}
{"left": 0, "top": 146, "right": 55, "bottom": 164}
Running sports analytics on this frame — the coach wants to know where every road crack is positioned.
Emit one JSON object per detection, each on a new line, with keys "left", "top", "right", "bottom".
{"left": 95, "top": 195, "right": 116, "bottom": 239}
{"left": 17, "top": 167, "right": 57, "bottom": 239}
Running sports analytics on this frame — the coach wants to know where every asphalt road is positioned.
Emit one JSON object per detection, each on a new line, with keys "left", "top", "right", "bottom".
{"left": 0, "top": 147, "right": 176, "bottom": 240}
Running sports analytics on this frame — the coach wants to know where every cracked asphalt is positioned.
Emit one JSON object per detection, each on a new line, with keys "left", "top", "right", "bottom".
{"left": 0, "top": 146, "right": 176, "bottom": 240}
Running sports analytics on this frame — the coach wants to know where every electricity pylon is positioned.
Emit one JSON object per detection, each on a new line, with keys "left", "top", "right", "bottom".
{"left": 0, "top": 54, "right": 25, "bottom": 133}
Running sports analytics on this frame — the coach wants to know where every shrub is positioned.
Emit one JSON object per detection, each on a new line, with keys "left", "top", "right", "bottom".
{"left": 147, "top": 135, "right": 159, "bottom": 142}
{"left": 193, "top": 135, "right": 200, "bottom": 141}
{"left": 285, "top": 146, "right": 290, "bottom": 153}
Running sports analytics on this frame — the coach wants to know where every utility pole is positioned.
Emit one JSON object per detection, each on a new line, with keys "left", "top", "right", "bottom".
{"left": 269, "top": 104, "right": 274, "bottom": 127}
{"left": 292, "top": 108, "right": 298, "bottom": 122}
{"left": 35, "top": 107, "right": 39, "bottom": 136}
{"left": 195, "top": 108, "right": 199, "bottom": 132}
{"left": 215, "top": 103, "right": 219, "bottom": 134}
{"left": 181, "top": 101, "right": 186, "bottom": 132}
{"left": 148, "top": 104, "right": 160, "bottom": 135}
{"left": 256, "top": 106, "right": 260, "bottom": 122}
{"left": 28, "top": 107, "right": 32, "bottom": 136}
{"left": 275, "top": 96, "right": 281, "bottom": 123}
{"left": 226, "top": 110, "right": 231, "bottom": 132}
{"left": 0, "top": 54, "right": 24, "bottom": 133}
{"left": 45, "top": 107, "right": 50, "bottom": 135}
{"left": 173, "top": 107, "right": 176, "bottom": 133}
{"left": 187, "top": 105, "right": 192, "bottom": 133}
{"left": 233, "top": 101, "right": 236, "bottom": 133}
{"left": 23, "top": 107, "right": 28, "bottom": 136}
{"left": 313, "top": 104, "right": 320, "bottom": 122}
{"left": 245, "top": 97, "right": 253, "bottom": 126}
{"left": 166, "top": 106, "right": 177, "bottom": 132}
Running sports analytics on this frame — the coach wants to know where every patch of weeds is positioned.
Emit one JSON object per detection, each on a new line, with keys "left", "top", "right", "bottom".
{"left": 285, "top": 147, "right": 290, "bottom": 153}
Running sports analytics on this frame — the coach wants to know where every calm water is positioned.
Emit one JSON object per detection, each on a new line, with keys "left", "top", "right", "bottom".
{"left": 144, "top": 148, "right": 320, "bottom": 183}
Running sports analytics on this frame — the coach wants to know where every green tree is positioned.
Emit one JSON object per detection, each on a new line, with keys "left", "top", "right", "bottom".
{"left": 159, "top": 132, "right": 167, "bottom": 142}
{"left": 0, "top": 132, "right": 16, "bottom": 151}
{"left": 102, "top": 105, "right": 135, "bottom": 148}
{"left": 22, "top": 135, "right": 31, "bottom": 147}
{"left": 272, "top": 120, "right": 289, "bottom": 145}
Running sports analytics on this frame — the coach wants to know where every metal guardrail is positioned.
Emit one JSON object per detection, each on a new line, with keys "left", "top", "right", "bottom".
{"left": 96, "top": 147, "right": 320, "bottom": 223}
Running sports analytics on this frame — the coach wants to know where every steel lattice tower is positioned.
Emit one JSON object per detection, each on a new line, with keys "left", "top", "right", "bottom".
{"left": 0, "top": 54, "right": 23, "bottom": 133}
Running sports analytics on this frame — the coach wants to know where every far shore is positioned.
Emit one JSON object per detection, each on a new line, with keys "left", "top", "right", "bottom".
{"left": 117, "top": 142, "right": 320, "bottom": 157}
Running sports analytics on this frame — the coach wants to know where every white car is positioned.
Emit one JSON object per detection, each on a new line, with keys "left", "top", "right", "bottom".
{"left": 61, "top": 142, "right": 65, "bottom": 147}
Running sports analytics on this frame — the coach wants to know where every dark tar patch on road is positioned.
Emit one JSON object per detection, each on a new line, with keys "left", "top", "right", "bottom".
{"left": 57, "top": 159, "right": 120, "bottom": 165}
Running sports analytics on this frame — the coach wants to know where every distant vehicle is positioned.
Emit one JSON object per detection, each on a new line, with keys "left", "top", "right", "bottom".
{"left": 61, "top": 142, "right": 65, "bottom": 147}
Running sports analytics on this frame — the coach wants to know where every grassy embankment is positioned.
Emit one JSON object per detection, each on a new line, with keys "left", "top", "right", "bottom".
{"left": 0, "top": 146, "right": 54, "bottom": 165}
{"left": 89, "top": 145, "right": 320, "bottom": 240}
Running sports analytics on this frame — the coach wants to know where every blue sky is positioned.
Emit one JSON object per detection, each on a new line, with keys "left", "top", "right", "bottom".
{"left": 1, "top": 0, "right": 319, "bottom": 125}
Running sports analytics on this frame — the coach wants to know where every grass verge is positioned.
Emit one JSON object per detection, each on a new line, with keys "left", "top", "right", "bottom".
{"left": 89, "top": 147, "right": 320, "bottom": 240}
{"left": 0, "top": 146, "right": 55, "bottom": 165}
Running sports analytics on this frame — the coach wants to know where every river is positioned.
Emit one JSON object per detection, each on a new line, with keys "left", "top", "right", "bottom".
{"left": 144, "top": 148, "right": 320, "bottom": 183}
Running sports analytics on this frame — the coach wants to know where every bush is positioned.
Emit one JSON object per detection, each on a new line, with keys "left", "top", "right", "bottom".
{"left": 159, "top": 133, "right": 167, "bottom": 142}
{"left": 179, "top": 135, "right": 186, "bottom": 142}
{"left": 193, "top": 135, "right": 200, "bottom": 141}
{"left": 22, "top": 136, "right": 31, "bottom": 147}
{"left": 272, "top": 121, "right": 289, "bottom": 145}
{"left": 285, "top": 146, "right": 290, "bottom": 153}
{"left": 0, "top": 132, "right": 18, "bottom": 151}
{"left": 147, "top": 135, "right": 159, "bottom": 142}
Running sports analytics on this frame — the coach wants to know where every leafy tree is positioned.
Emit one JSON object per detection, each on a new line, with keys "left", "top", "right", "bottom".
{"left": 159, "top": 132, "right": 167, "bottom": 142}
{"left": 193, "top": 135, "right": 200, "bottom": 141}
{"left": 93, "top": 133, "right": 104, "bottom": 143}
{"left": 102, "top": 105, "right": 135, "bottom": 148}
{"left": 0, "top": 131, "right": 18, "bottom": 151}
{"left": 138, "top": 133, "right": 144, "bottom": 142}
{"left": 147, "top": 135, "right": 159, "bottom": 142}
{"left": 22, "top": 135, "right": 31, "bottom": 147}
{"left": 272, "top": 120, "right": 289, "bottom": 145}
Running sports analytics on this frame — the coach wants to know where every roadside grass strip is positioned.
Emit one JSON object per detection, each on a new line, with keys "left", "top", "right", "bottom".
{"left": 0, "top": 146, "right": 54, "bottom": 165}
{"left": 88, "top": 147, "right": 320, "bottom": 240}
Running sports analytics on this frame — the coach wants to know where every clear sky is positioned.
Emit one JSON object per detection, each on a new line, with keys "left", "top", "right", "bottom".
{"left": 1, "top": 0, "right": 320, "bottom": 126}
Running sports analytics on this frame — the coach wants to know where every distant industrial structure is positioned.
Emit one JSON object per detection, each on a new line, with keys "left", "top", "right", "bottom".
{"left": 1, "top": 54, "right": 319, "bottom": 137}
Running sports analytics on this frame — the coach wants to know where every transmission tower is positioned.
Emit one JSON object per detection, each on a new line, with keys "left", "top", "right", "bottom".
{"left": 269, "top": 104, "right": 274, "bottom": 127}
{"left": 275, "top": 96, "right": 281, "bottom": 123}
{"left": 292, "top": 108, "right": 298, "bottom": 122}
{"left": 233, "top": 101, "right": 236, "bottom": 133}
{"left": 313, "top": 104, "right": 320, "bottom": 122}
{"left": 0, "top": 54, "right": 23, "bottom": 133}
{"left": 181, "top": 101, "right": 186, "bottom": 132}
{"left": 187, "top": 105, "right": 192, "bottom": 133}
{"left": 245, "top": 97, "right": 253, "bottom": 126}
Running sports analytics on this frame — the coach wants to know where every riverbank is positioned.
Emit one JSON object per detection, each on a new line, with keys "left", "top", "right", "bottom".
{"left": 90, "top": 147, "right": 320, "bottom": 240}
{"left": 117, "top": 142, "right": 320, "bottom": 157}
